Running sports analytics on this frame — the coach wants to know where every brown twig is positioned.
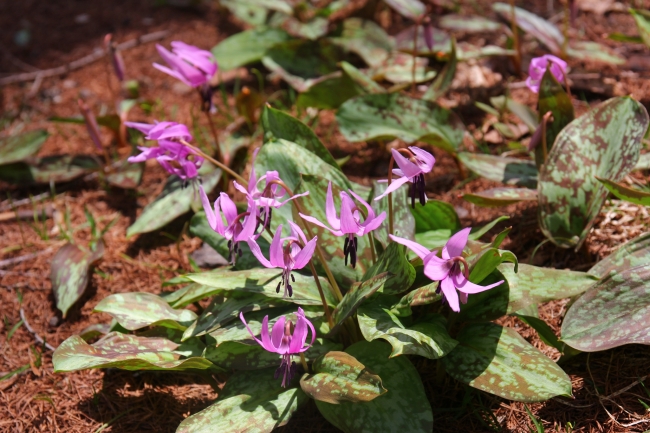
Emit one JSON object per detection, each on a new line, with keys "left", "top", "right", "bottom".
{"left": 0, "top": 246, "right": 54, "bottom": 269}
{"left": 20, "top": 308, "right": 56, "bottom": 351}
{"left": 0, "top": 30, "right": 169, "bottom": 86}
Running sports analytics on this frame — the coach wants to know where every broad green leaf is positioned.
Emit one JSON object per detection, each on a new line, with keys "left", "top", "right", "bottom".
{"left": 362, "top": 242, "right": 415, "bottom": 295}
{"left": 337, "top": 93, "right": 465, "bottom": 154}
{"left": 53, "top": 332, "right": 215, "bottom": 372}
{"left": 211, "top": 26, "right": 290, "bottom": 71}
{"left": 414, "top": 229, "right": 452, "bottom": 250}
{"left": 182, "top": 293, "right": 288, "bottom": 339}
{"left": 457, "top": 44, "right": 516, "bottom": 61}
{"left": 490, "top": 96, "right": 539, "bottom": 132}
{"left": 126, "top": 164, "right": 221, "bottom": 237}
{"left": 459, "top": 264, "right": 598, "bottom": 321}
{"left": 422, "top": 37, "right": 457, "bottom": 102}
{"left": 439, "top": 15, "right": 503, "bottom": 32}
{"left": 358, "top": 301, "right": 458, "bottom": 359}
{"left": 384, "top": 0, "right": 425, "bottom": 20}
{"left": 395, "top": 25, "right": 451, "bottom": 56}
{"left": 0, "top": 154, "right": 99, "bottom": 184}
{"left": 370, "top": 180, "right": 415, "bottom": 244}
{"left": 469, "top": 215, "right": 510, "bottom": 241}
{"left": 207, "top": 306, "right": 294, "bottom": 346}
{"left": 442, "top": 322, "right": 571, "bottom": 402}
{"left": 94, "top": 292, "right": 197, "bottom": 331}
{"left": 262, "top": 106, "right": 339, "bottom": 170}
{"left": 515, "top": 314, "right": 563, "bottom": 352}
{"left": 458, "top": 152, "right": 538, "bottom": 188}
{"left": 493, "top": 3, "right": 563, "bottom": 53}
{"left": 634, "top": 153, "right": 650, "bottom": 170}
{"left": 597, "top": 177, "right": 650, "bottom": 206}
{"left": 340, "top": 61, "right": 386, "bottom": 94}
{"left": 51, "top": 241, "right": 104, "bottom": 318}
{"left": 105, "top": 161, "right": 143, "bottom": 189}
{"left": 631, "top": 9, "right": 650, "bottom": 47}
{"left": 468, "top": 247, "right": 518, "bottom": 285}
{"left": 328, "top": 274, "right": 390, "bottom": 336}
{"left": 562, "top": 264, "right": 650, "bottom": 351}
{"left": 296, "top": 73, "right": 363, "bottom": 110}
{"left": 589, "top": 232, "right": 650, "bottom": 279}
{"left": 536, "top": 69, "right": 574, "bottom": 168}
{"left": 0, "top": 129, "right": 48, "bottom": 164}
{"left": 300, "top": 351, "right": 387, "bottom": 404}
{"left": 538, "top": 97, "right": 649, "bottom": 249}
{"left": 410, "top": 199, "right": 461, "bottom": 233}
{"left": 176, "top": 368, "right": 307, "bottom": 433}
{"left": 390, "top": 284, "right": 441, "bottom": 317}
{"left": 269, "top": 14, "right": 328, "bottom": 40}
{"left": 187, "top": 268, "right": 336, "bottom": 307}
{"left": 368, "top": 53, "right": 436, "bottom": 84}
{"left": 463, "top": 187, "right": 537, "bottom": 207}
{"left": 330, "top": 18, "right": 394, "bottom": 67}
{"left": 219, "top": 0, "right": 268, "bottom": 25}
{"left": 566, "top": 41, "right": 625, "bottom": 65}
{"left": 316, "top": 340, "right": 433, "bottom": 433}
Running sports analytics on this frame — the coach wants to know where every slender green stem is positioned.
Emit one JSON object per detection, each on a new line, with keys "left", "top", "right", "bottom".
{"left": 308, "top": 260, "right": 334, "bottom": 329}
{"left": 411, "top": 17, "right": 421, "bottom": 96}
{"left": 299, "top": 353, "right": 309, "bottom": 373}
{"left": 179, "top": 139, "right": 247, "bottom": 186}
{"left": 202, "top": 101, "right": 224, "bottom": 164}
{"left": 509, "top": 0, "right": 521, "bottom": 75}
{"left": 367, "top": 233, "right": 377, "bottom": 264}
{"left": 387, "top": 155, "right": 395, "bottom": 235}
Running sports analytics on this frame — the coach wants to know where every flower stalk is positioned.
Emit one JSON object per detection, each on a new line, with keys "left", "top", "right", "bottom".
{"left": 179, "top": 139, "right": 247, "bottom": 186}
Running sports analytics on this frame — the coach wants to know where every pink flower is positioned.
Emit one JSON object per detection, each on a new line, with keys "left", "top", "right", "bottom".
{"left": 199, "top": 187, "right": 257, "bottom": 264}
{"left": 153, "top": 41, "right": 217, "bottom": 111}
{"left": 240, "top": 307, "right": 316, "bottom": 387}
{"left": 389, "top": 228, "right": 503, "bottom": 312}
{"left": 526, "top": 54, "right": 568, "bottom": 93}
{"left": 234, "top": 151, "right": 308, "bottom": 230}
{"left": 247, "top": 222, "right": 317, "bottom": 297}
{"left": 374, "top": 146, "right": 435, "bottom": 208}
{"left": 299, "top": 181, "right": 386, "bottom": 268}
{"left": 125, "top": 121, "right": 203, "bottom": 181}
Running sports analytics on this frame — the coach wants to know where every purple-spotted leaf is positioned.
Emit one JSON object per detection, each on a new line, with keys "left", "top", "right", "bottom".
{"left": 368, "top": 53, "right": 436, "bottom": 84}
{"left": 411, "top": 199, "right": 461, "bottom": 232}
{"left": 467, "top": 247, "right": 518, "bottom": 285}
{"left": 316, "top": 340, "right": 433, "bottom": 433}
{"left": 53, "top": 332, "right": 215, "bottom": 372}
{"left": 0, "top": 129, "right": 48, "bottom": 165}
{"left": 443, "top": 322, "right": 571, "bottom": 401}
{"left": 330, "top": 18, "right": 394, "bottom": 68}
{"left": 597, "top": 177, "right": 650, "bottom": 206}
{"left": 337, "top": 94, "right": 465, "bottom": 154}
{"left": 492, "top": 3, "right": 563, "bottom": 53}
{"left": 300, "top": 351, "right": 386, "bottom": 404}
{"left": 566, "top": 41, "right": 625, "bottom": 65}
{"left": 370, "top": 179, "right": 416, "bottom": 244}
{"left": 105, "top": 161, "right": 143, "bottom": 189}
{"left": 589, "top": 232, "right": 650, "bottom": 279}
{"left": 268, "top": 14, "right": 328, "bottom": 40}
{"left": 0, "top": 155, "right": 100, "bottom": 184}
{"left": 211, "top": 26, "right": 290, "bottom": 71}
{"left": 538, "top": 97, "right": 649, "bottom": 249}
{"left": 51, "top": 241, "right": 105, "bottom": 318}
{"left": 562, "top": 265, "right": 650, "bottom": 351}
{"left": 340, "top": 61, "right": 386, "bottom": 94}
{"left": 296, "top": 73, "right": 364, "bottom": 110}
{"left": 635, "top": 153, "right": 650, "bottom": 170}
{"left": 177, "top": 367, "right": 307, "bottom": 433}
{"left": 458, "top": 152, "right": 538, "bottom": 188}
{"left": 422, "top": 37, "right": 457, "bottom": 101}
{"left": 390, "top": 284, "right": 442, "bottom": 317}
{"left": 395, "top": 25, "right": 451, "bottom": 56}
{"left": 383, "top": 0, "right": 425, "bottom": 20}
{"left": 463, "top": 187, "right": 537, "bottom": 207}
{"left": 490, "top": 96, "right": 538, "bottom": 132}
{"left": 536, "top": 69, "right": 574, "bottom": 168}
{"left": 362, "top": 242, "right": 415, "bottom": 295}
{"left": 439, "top": 15, "right": 503, "bottom": 33}
{"left": 94, "top": 292, "right": 197, "bottom": 331}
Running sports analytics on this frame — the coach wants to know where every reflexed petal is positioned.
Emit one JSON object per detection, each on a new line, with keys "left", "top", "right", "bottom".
{"left": 287, "top": 221, "right": 308, "bottom": 245}
{"left": 388, "top": 234, "right": 431, "bottom": 260}
{"left": 392, "top": 148, "right": 422, "bottom": 178}
{"left": 299, "top": 213, "right": 344, "bottom": 237}
{"left": 445, "top": 227, "right": 471, "bottom": 258}
{"left": 422, "top": 254, "right": 453, "bottom": 281}
{"left": 271, "top": 316, "right": 286, "bottom": 351}
{"left": 295, "top": 308, "right": 316, "bottom": 353}
{"left": 233, "top": 180, "right": 250, "bottom": 198}
{"left": 269, "top": 225, "right": 284, "bottom": 268}
{"left": 199, "top": 185, "right": 217, "bottom": 231}
{"left": 289, "top": 313, "right": 307, "bottom": 353}
{"left": 293, "top": 236, "right": 317, "bottom": 269}
{"left": 358, "top": 211, "right": 385, "bottom": 235}
{"left": 452, "top": 271, "right": 504, "bottom": 294}
{"left": 153, "top": 63, "right": 192, "bottom": 87}
{"left": 440, "top": 276, "right": 460, "bottom": 312}
{"left": 219, "top": 193, "right": 239, "bottom": 225}
{"left": 409, "top": 146, "right": 435, "bottom": 172}
{"left": 124, "top": 121, "right": 155, "bottom": 135}
{"left": 325, "top": 182, "right": 341, "bottom": 230}
{"left": 373, "top": 176, "right": 410, "bottom": 201}
{"left": 247, "top": 237, "right": 273, "bottom": 268}
{"left": 274, "top": 191, "right": 309, "bottom": 208}
{"left": 235, "top": 199, "right": 258, "bottom": 242}
{"left": 339, "top": 192, "right": 359, "bottom": 234}
{"left": 240, "top": 312, "right": 267, "bottom": 349}
{"left": 525, "top": 76, "right": 540, "bottom": 93}
{"left": 348, "top": 189, "right": 376, "bottom": 220}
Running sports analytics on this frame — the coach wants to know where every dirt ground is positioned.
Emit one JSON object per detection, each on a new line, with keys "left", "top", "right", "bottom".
{"left": 1, "top": 0, "right": 650, "bottom": 432}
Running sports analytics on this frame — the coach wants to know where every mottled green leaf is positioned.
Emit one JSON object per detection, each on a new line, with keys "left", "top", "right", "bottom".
{"left": 126, "top": 164, "right": 221, "bottom": 237}
{"left": 422, "top": 37, "right": 457, "bottom": 102}
{"left": 562, "top": 264, "right": 650, "bottom": 351}
{"left": 490, "top": 96, "right": 539, "bottom": 133}
{"left": 328, "top": 274, "right": 389, "bottom": 337}
{"left": 469, "top": 215, "right": 510, "bottom": 241}
{"left": 515, "top": 314, "right": 563, "bottom": 352}
{"left": 207, "top": 306, "right": 294, "bottom": 346}
{"left": 330, "top": 18, "right": 394, "bottom": 68}
{"left": 443, "top": 322, "right": 571, "bottom": 402}
{"left": 566, "top": 41, "right": 625, "bottom": 65}
{"left": 597, "top": 176, "right": 650, "bottom": 206}
{"left": 51, "top": 241, "right": 104, "bottom": 318}
{"left": 358, "top": 301, "right": 458, "bottom": 359}
{"left": 634, "top": 153, "right": 650, "bottom": 170}
{"left": 337, "top": 94, "right": 465, "bottom": 154}
{"left": 468, "top": 247, "right": 518, "bottom": 285}
{"left": 631, "top": 9, "right": 650, "bottom": 47}
{"left": 94, "top": 292, "right": 197, "bottom": 331}
{"left": 411, "top": 199, "right": 461, "bottom": 233}
{"left": 538, "top": 97, "right": 649, "bottom": 249}
{"left": 53, "top": 332, "right": 215, "bottom": 372}
{"left": 458, "top": 152, "right": 538, "bottom": 188}
{"left": 105, "top": 161, "right": 143, "bottom": 189}
{"left": 390, "top": 284, "right": 441, "bottom": 317}
{"left": 395, "top": 25, "right": 451, "bottom": 56}
{"left": 368, "top": 53, "right": 436, "bottom": 84}
{"left": 493, "top": 3, "right": 563, "bottom": 53}
{"left": 0, "top": 129, "right": 48, "bottom": 164}
{"left": 457, "top": 44, "right": 516, "bottom": 61}
{"left": 463, "top": 187, "right": 537, "bottom": 207}
{"left": 384, "top": 0, "right": 425, "bottom": 20}
{"left": 340, "top": 61, "right": 386, "bottom": 94}
{"left": 176, "top": 368, "right": 306, "bottom": 433}
{"left": 212, "top": 26, "right": 290, "bottom": 71}
{"left": 300, "top": 351, "right": 387, "bottom": 404}
{"left": 589, "top": 232, "right": 650, "bottom": 279}
{"left": 316, "top": 340, "right": 433, "bottom": 433}
{"left": 459, "top": 264, "right": 598, "bottom": 321}
{"left": 269, "top": 14, "right": 328, "bottom": 40}
{"left": 0, "top": 154, "right": 99, "bottom": 184}
{"left": 536, "top": 69, "right": 574, "bottom": 168}
{"left": 370, "top": 180, "right": 415, "bottom": 244}
{"left": 439, "top": 15, "right": 503, "bottom": 32}
{"left": 362, "top": 242, "right": 415, "bottom": 295}
{"left": 187, "top": 268, "right": 336, "bottom": 306}
{"left": 297, "top": 72, "right": 363, "bottom": 110}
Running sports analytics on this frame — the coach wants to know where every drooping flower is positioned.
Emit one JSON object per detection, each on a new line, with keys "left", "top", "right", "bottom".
{"left": 389, "top": 227, "right": 503, "bottom": 312}
{"left": 240, "top": 307, "right": 316, "bottom": 387}
{"left": 374, "top": 146, "right": 435, "bottom": 208}
{"left": 247, "top": 222, "right": 317, "bottom": 297}
{"left": 526, "top": 54, "right": 568, "bottom": 93}
{"left": 104, "top": 34, "right": 125, "bottom": 82}
{"left": 125, "top": 121, "right": 203, "bottom": 181}
{"left": 199, "top": 187, "right": 257, "bottom": 264}
{"left": 153, "top": 41, "right": 217, "bottom": 111}
{"left": 233, "top": 151, "right": 308, "bottom": 231}
{"left": 299, "top": 182, "right": 386, "bottom": 268}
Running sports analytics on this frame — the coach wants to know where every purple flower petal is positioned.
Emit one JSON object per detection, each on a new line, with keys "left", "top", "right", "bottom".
{"left": 269, "top": 225, "right": 284, "bottom": 268}
{"left": 422, "top": 254, "right": 453, "bottom": 281}
{"left": 392, "top": 148, "right": 422, "bottom": 178}
{"left": 339, "top": 192, "right": 360, "bottom": 235}
{"left": 293, "top": 236, "right": 317, "bottom": 269}
{"left": 445, "top": 227, "right": 471, "bottom": 258}
{"left": 388, "top": 234, "right": 431, "bottom": 260}
{"left": 219, "top": 193, "right": 239, "bottom": 226}
{"left": 299, "top": 213, "right": 344, "bottom": 237}
{"left": 452, "top": 272, "right": 504, "bottom": 294}
{"left": 440, "top": 276, "right": 460, "bottom": 312}
{"left": 325, "top": 182, "right": 341, "bottom": 231}
{"left": 247, "top": 236, "right": 273, "bottom": 268}
{"left": 271, "top": 316, "right": 286, "bottom": 352}
{"left": 373, "top": 175, "right": 410, "bottom": 201}
{"left": 240, "top": 311, "right": 266, "bottom": 349}
{"left": 409, "top": 146, "right": 435, "bottom": 172}
{"left": 287, "top": 221, "right": 308, "bottom": 245}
